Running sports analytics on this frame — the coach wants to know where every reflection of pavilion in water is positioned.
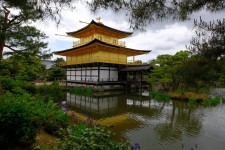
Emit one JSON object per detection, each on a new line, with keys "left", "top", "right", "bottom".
{"left": 66, "top": 92, "right": 202, "bottom": 142}
{"left": 66, "top": 92, "right": 169, "bottom": 119}
{"left": 66, "top": 92, "right": 119, "bottom": 115}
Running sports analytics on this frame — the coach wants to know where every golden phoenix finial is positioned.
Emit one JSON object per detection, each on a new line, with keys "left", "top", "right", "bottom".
{"left": 96, "top": 17, "right": 102, "bottom": 23}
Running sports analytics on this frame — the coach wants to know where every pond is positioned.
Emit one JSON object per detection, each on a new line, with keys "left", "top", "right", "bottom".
{"left": 65, "top": 91, "right": 225, "bottom": 150}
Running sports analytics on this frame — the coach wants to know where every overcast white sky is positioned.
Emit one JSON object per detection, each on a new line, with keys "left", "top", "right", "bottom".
{"left": 35, "top": 1, "right": 225, "bottom": 62}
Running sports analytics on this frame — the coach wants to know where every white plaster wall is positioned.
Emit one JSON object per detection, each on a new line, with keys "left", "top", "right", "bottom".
{"left": 91, "top": 77, "right": 98, "bottom": 81}
{"left": 67, "top": 76, "right": 71, "bottom": 80}
{"left": 110, "top": 67, "right": 117, "bottom": 71}
{"left": 71, "top": 76, "right": 75, "bottom": 80}
{"left": 92, "top": 70, "right": 98, "bottom": 76}
{"left": 71, "top": 71, "right": 75, "bottom": 75}
{"left": 82, "top": 70, "right": 85, "bottom": 74}
{"left": 76, "top": 76, "right": 81, "bottom": 81}
{"left": 100, "top": 67, "right": 109, "bottom": 70}
{"left": 110, "top": 70, "right": 118, "bottom": 81}
{"left": 100, "top": 70, "right": 109, "bottom": 81}
{"left": 76, "top": 71, "right": 81, "bottom": 75}
{"left": 86, "top": 70, "right": 90, "bottom": 75}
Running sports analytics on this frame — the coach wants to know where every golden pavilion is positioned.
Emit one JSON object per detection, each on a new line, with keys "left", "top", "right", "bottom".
{"left": 54, "top": 19, "right": 151, "bottom": 87}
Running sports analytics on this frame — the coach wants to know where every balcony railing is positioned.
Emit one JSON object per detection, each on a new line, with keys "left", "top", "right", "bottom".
{"left": 73, "top": 37, "right": 126, "bottom": 48}
{"left": 59, "top": 56, "right": 137, "bottom": 66}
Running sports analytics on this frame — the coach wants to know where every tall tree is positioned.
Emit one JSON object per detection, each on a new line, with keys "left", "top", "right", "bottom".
{"left": 181, "top": 18, "right": 225, "bottom": 87}
{"left": 1, "top": 0, "right": 76, "bottom": 24}
{"left": 89, "top": 0, "right": 225, "bottom": 29}
{"left": 149, "top": 51, "right": 190, "bottom": 91}
{"left": 0, "top": 5, "right": 51, "bottom": 60}
{"left": 189, "top": 18, "right": 225, "bottom": 61}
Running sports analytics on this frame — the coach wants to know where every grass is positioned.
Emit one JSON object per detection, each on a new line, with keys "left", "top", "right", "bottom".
{"left": 149, "top": 92, "right": 171, "bottom": 102}
{"left": 168, "top": 92, "right": 209, "bottom": 101}
{"left": 188, "top": 98, "right": 197, "bottom": 105}
{"left": 202, "top": 97, "right": 220, "bottom": 106}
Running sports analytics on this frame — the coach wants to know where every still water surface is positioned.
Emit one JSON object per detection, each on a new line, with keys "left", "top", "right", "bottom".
{"left": 66, "top": 91, "right": 225, "bottom": 150}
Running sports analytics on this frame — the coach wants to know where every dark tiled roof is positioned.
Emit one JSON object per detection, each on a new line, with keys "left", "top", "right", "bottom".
{"left": 120, "top": 64, "right": 152, "bottom": 72}
{"left": 41, "top": 60, "right": 55, "bottom": 69}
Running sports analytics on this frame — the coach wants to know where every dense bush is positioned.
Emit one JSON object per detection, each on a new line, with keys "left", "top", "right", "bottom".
{"left": 36, "top": 124, "right": 129, "bottom": 150}
{"left": 41, "top": 100, "right": 69, "bottom": 135}
{"left": 202, "top": 97, "right": 220, "bottom": 106}
{"left": 222, "top": 98, "right": 225, "bottom": 103}
{"left": 0, "top": 92, "right": 68, "bottom": 148}
{"left": 37, "top": 82, "right": 64, "bottom": 103}
{"left": 188, "top": 98, "right": 197, "bottom": 105}
{"left": 0, "top": 77, "right": 36, "bottom": 94}
{"left": 0, "top": 93, "right": 42, "bottom": 147}
{"left": 47, "top": 67, "right": 66, "bottom": 81}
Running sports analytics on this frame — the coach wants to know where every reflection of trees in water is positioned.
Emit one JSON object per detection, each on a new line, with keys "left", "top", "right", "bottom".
{"left": 154, "top": 101, "right": 202, "bottom": 142}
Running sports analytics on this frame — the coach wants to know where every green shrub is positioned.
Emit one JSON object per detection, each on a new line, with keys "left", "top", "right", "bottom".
{"left": 55, "top": 124, "right": 129, "bottom": 150}
{"left": 69, "top": 87, "right": 93, "bottom": 96}
{"left": 0, "top": 84, "right": 4, "bottom": 95}
{"left": 0, "top": 77, "right": 37, "bottom": 94}
{"left": 0, "top": 77, "right": 23, "bottom": 91}
{"left": 0, "top": 93, "right": 42, "bottom": 147}
{"left": 202, "top": 97, "right": 220, "bottom": 106}
{"left": 0, "top": 92, "right": 68, "bottom": 148}
{"left": 188, "top": 98, "right": 197, "bottom": 105}
{"left": 150, "top": 92, "right": 171, "bottom": 102}
{"left": 37, "top": 82, "right": 64, "bottom": 103}
{"left": 222, "top": 98, "right": 225, "bottom": 103}
{"left": 41, "top": 100, "right": 69, "bottom": 135}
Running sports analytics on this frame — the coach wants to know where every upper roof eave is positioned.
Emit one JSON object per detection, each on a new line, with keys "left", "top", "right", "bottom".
{"left": 66, "top": 20, "right": 133, "bottom": 38}
{"left": 53, "top": 39, "right": 151, "bottom": 56}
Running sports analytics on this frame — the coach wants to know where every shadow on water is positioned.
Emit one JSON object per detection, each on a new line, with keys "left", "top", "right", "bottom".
{"left": 65, "top": 91, "right": 225, "bottom": 150}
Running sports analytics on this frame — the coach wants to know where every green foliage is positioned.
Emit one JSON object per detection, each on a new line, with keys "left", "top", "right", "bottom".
{"left": 0, "top": 92, "right": 68, "bottom": 148}
{"left": 149, "top": 51, "right": 190, "bottom": 91}
{"left": 0, "top": 77, "right": 36, "bottom": 94}
{"left": 69, "top": 87, "right": 93, "bottom": 96}
{"left": 0, "top": 56, "right": 48, "bottom": 81}
{"left": 89, "top": 0, "right": 225, "bottom": 30}
{"left": 202, "top": 97, "right": 220, "bottom": 106}
{"left": 0, "top": 77, "right": 65, "bottom": 103}
{"left": 149, "top": 92, "right": 171, "bottom": 102}
{"left": 1, "top": 0, "right": 75, "bottom": 25}
{"left": 222, "top": 98, "right": 225, "bottom": 103}
{"left": 188, "top": 98, "right": 197, "bottom": 105}
{"left": 31, "top": 99, "right": 69, "bottom": 136}
{"left": 47, "top": 67, "right": 66, "bottom": 81}
{"left": 0, "top": 5, "right": 52, "bottom": 62}
{"left": 0, "top": 93, "right": 42, "bottom": 147}
{"left": 54, "top": 124, "right": 129, "bottom": 150}
{"left": 37, "top": 82, "right": 65, "bottom": 103}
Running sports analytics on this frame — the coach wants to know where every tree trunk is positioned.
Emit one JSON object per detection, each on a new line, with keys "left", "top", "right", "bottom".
{"left": 0, "top": 7, "right": 10, "bottom": 61}
{"left": 0, "top": 43, "right": 4, "bottom": 60}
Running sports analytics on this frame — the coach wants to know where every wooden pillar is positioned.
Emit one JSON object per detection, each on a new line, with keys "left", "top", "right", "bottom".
{"left": 90, "top": 66, "right": 92, "bottom": 82}
{"left": 74, "top": 67, "right": 76, "bottom": 81}
{"left": 141, "top": 71, "right": 143, "bottom": 92}
{"left": 109, "top": 64, "right": 110, "bottom": 81}
{"left": 81, "top": 65, "right": 83, "bottom": 81}
{"left": 98, "top": 64, "right": 100, "bottom": 82}
{"left": 85, "top": 65, "right": 87, "bottom": 82}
